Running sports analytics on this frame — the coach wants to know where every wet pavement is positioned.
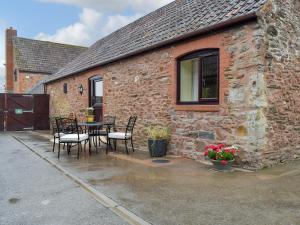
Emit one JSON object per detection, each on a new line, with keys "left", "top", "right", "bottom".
{"left": 0, "top": 133, "right": 128, "bottom": 225}
{"left": 8, "top": 131, "right": 300, "bottom": 225}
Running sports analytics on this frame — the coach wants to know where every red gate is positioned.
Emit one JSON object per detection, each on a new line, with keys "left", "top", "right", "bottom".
{"left": 0, "top": 93, "right": 49, "bottom": 131}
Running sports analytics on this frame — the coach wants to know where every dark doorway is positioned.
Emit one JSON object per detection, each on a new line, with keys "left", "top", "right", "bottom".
{"left": 0, "top": 93, "right": 49, "bottom": 131}
{"left": 89, "top": 76, "right": 103, "bottom": 122}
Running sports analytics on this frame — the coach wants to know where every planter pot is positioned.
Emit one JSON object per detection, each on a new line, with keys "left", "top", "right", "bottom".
{"left": 86, "top": 115, "right": 95, "bottom": 123}
{"left": 148, "top": 139, "right": 168, "bottom": 157}
{"left": 211, "top": 159, "right": 234, "bottom": 171}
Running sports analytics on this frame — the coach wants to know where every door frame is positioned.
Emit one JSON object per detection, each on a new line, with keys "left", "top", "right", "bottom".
{"left": 88, "top": 76, "right": 103, "bottom": 122}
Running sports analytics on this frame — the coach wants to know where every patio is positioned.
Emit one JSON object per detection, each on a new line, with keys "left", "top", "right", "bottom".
{"left": 11, "top": 131, "right": 300, "bottom": 225}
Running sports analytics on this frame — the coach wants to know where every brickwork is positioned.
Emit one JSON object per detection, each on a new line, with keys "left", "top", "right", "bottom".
{"left": 46, "top": 21, "right": 266, "bottom": 167}
{"left": 14, "top": 72, "right": 46, "bottom": 93}
{"left": 5, "top": 28, "right": 17, "bottom": 93}
{"left": 46, "top": 1, "right": 300, "bottom": 169}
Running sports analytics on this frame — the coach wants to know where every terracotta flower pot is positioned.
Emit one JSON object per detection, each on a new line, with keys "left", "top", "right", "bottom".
{"left": 211, "top": 159, "right": 234, "bottom": 171}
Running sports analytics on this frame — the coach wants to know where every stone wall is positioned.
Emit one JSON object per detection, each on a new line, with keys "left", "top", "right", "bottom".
{"left": 14, "top": 72, "right": 46, "bottom": 93}
{"left": 258, "top": 0, "right": 300, "bottom": 166}
{"left": 170, "top": 22, "right": 268, "bottom": 169}
{"left": 46, "top": 2, "right": 300, "bottom": 169}
{"left": 47, "top": 21, "right": 270, "bottom": 168}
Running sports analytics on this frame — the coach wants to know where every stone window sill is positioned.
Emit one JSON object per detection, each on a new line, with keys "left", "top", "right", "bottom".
{"left": 175, "top": 104, "right": 220, "bottom": 112}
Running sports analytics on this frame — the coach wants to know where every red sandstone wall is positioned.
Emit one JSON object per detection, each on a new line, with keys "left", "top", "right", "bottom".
{"left": 14, "top": 72, "right": 46, "bottom": 93}
{"left": 46, "top": 21, "right": 269, "bottom": 168}
{"left": 5, "top": 28, "right": 17, "bottom": 93}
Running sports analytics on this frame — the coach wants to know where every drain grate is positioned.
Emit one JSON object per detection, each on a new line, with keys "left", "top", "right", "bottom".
{"left": 152, "top": 159, "right": 170, "bottom": 164}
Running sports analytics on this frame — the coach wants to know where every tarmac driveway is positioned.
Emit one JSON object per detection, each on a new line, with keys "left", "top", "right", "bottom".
{"left": 9, "top": 131, "right": 300, "bottom": 225}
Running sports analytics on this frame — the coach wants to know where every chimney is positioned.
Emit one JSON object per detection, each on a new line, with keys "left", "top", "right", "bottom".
{"left": 5, "top": 27, "right": 17, "bottom": 93}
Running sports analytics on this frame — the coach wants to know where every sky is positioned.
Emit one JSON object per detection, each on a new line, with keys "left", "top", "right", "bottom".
{"left": 0, "top": 0, "right": 173, "bottom": 92}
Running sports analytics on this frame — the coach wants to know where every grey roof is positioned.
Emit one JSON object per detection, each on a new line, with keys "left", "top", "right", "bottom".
{"left": 13, "top": 37, "right": 87, "bottom": 74}
{"left": 27, "top": 77, "right": 48, "bottom": 94}
{"left": 46, "top": 0, "right": 266, "bottom": 83}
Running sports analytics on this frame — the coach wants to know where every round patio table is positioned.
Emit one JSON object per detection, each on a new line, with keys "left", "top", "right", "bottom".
{"left": 78, "top": 122, "right": 111, "bottom": 153}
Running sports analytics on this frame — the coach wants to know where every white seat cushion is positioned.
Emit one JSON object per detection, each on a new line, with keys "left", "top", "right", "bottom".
{"left": 60, "top": 134, "right": 89, "bottom": 142}
{"left": 55, "top": 132, "right": 65, "bottom": 138}
{"left": 108, "top": 132, "right": 132, "bottom": 139}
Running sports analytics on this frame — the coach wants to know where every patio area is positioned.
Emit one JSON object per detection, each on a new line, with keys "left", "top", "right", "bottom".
{"left": 11, "top": 131, "right": 300, "bottom": 225}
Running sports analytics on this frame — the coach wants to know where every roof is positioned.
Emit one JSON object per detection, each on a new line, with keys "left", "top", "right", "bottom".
{"left": 13, "top": 37, "right": 87, "bottom": 74}
{"left": 27, "top": 78, "right": 48, "bottom": 94}
{"left": 46, "top": 0, "right": 266, "bottom": 83}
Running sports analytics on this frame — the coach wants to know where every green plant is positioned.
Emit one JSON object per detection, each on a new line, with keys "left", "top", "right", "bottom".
{"left": 204, "top": 144, "right": 239, "bottom": 166}
{"left": 145, "top": 125, "right": 171, "bottom": 140}
{"left": 86, "top": 107, "right": 94, "bottom": 116}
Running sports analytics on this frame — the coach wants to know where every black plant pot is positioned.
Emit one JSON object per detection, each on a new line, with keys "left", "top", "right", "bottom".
{"left": 148, "top": 139, "right": 168, "bottom": 157}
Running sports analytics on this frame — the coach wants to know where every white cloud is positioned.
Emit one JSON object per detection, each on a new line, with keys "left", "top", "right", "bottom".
{"left": 35, "top": 8, "right": 142, "bottom": 46}
{"left": 35, "top": 0, "right": 173, "bottom": 46}
{"left": 36, "top": 8, "right": 102, "bottom": 46}
{"left": 38, "top": 0, "right": 173, "bottom": 14}
{"left": 101, "top": 14, "right": 141, "bottom": 36}
{"left": 0, "top": 22, "right": 6, "bottom": 93}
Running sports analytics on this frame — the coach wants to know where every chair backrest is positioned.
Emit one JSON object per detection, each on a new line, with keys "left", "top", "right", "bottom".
{"left": 50, "top": 117, "right": 60, "bottom": 134}
{"left": 126, "top": 116, "right": 137, "bottom": 134}
{"left": 103, "top": 116, "right": 116, "bottom": 125}
{"left": 68, "top": 113, "right": 77, "bottom": 120}
{"left": 56, "top": 117, "right": 80, "bottom": 139}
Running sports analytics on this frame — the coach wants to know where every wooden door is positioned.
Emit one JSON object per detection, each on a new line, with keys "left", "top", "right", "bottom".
{"left": 89, "top": 76, "right": 103, "bottom": 122}
{"left": 6, "top": 94, "right": 34, "bottom": 131}
{"left": 33, "top": 95, "right": 50, "bottom": 130}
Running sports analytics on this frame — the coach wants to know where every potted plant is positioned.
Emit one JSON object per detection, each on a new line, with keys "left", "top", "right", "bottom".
{"left": 146, "top": 126, "right": 171, "bottom": 157}
{"left": 204, "top": 144, "right": 239, "bottom": 171}
{"left": 86, "top": 107, "right": 95, "bottom": 123}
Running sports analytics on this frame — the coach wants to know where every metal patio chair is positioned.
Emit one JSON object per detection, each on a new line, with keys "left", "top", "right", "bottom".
{"left": 56, "top": 117, "right": 89, "bottom": 159}
{"left": 107, "top": 116, "right": 137, "bottom": 154}
{"left": 95, "top": 116, "right": 116, "bottom": 145}
{"left": 50, "top": 116, "right": 64, "bottom": 152}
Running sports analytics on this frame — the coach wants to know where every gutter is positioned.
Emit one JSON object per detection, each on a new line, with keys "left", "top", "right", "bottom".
{"left": 45, "top": 12, "right": 257, "bottom": 84}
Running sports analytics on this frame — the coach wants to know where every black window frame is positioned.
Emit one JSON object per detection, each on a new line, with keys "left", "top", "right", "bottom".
{"left": 89, "top": 76, "right": 103, "bottom": 107}
{"left": 176, "top": 49, "right": 220, "bottom": 105}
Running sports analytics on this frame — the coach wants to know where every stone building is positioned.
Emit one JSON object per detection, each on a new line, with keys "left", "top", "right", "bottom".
{"left": 44, "top": 0, "right": 300, "bottom": 169}
{"left": 5, "top": 28, "right": 87, "bottom": 93}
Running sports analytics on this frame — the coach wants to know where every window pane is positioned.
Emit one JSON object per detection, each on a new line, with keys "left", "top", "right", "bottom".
{"left": 95, "top": 80, "right": 103, "bottom": 97}
{"left": 180, "top": 59, "right": 199, "bottom": 102}
{"left": 95, "top": 80, "right": 103, "bottom": 104}
{"left": 202, "top": 56, "right": 218, "bottom": 99}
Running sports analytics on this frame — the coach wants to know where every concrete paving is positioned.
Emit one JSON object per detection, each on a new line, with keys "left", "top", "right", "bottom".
{"left": 9, "top": 131, "right": 300, "bottom": 225}
{"left": 0, "top": 133, "right": 128, "bottom": 225}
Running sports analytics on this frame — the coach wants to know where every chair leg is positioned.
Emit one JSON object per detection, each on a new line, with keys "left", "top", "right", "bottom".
{"left": 63, "top": 143, "right": 66, "bottom": 150}
{"left": 95, "top": 136, "right": 98, "bottom": 154}
{"left": 53, "top": 138, "right": 56, "bottom": 152}
{"left": 125, "top": 139, "right": 129, "bottom": 155}
{"left": 77, "top": 142, "right": 80, "bottom": 160}
{"left": 131, "top": 138, "right": 135, "bottom": 152}
{"left": 114, "top": 140, "right": 117, "bottom": 151}
{"left": 106, "top": 138, "right": 109, "bottom": 154}
{"left": 58, "top": 142, "right": 61, "bottom": 159}
{"left": 84, "top": 140, "right": 87, "bottom": 152}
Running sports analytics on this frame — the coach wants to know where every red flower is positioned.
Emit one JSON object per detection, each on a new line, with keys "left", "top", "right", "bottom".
{"left": 204, "top": 151, "right": 208, "bottom": 156}
{"left": 221, "top": 160, "right": 228, "bottom": 166}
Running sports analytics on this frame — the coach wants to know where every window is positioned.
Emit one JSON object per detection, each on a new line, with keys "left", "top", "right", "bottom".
{"left": 177, "top": 49, "right": 219, "bottom": 104}
{"left": 63, "top": 83, "right": 68, "bottom": 94}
